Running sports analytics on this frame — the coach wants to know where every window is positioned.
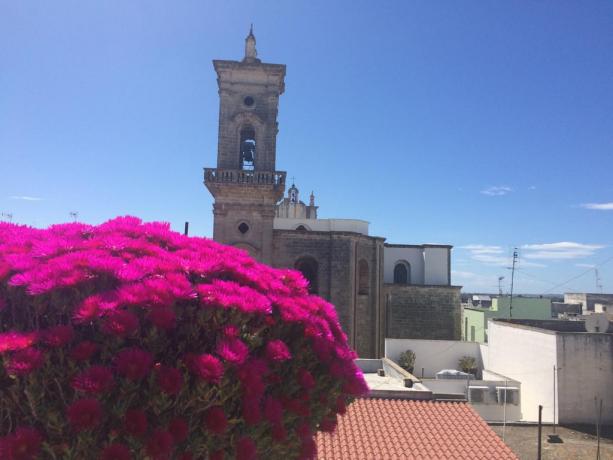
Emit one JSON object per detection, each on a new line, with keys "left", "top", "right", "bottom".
{"left": 393, "top": 261, "right": 410, "bottom": 284}
{"left": 239, "top": 126, "right": 256, "bottom": 170}
{"left": 496, "top": 387, "right": 520, "bottom": 405}
{"left": 238, "top": 222, "right": 249, "bottom": 234}
{"left": 358, "top": 259, "right": 369, "bottom": 295}
{"left": 295, "top": 257, "right": 318, "bottom": 295}
{"left": 296, "top": 225, "right": 308, "bottom": 231}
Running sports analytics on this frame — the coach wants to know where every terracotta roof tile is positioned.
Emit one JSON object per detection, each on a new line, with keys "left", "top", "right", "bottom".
{"left": 316, "top": 398, "right": 517, "bottom": 459}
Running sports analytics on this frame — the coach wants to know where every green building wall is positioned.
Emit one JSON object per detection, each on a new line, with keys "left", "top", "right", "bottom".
{"left": 462, "top": 296, "right": 551, "bottom": 343}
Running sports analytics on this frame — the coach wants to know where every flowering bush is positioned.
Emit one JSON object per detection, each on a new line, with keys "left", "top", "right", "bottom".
{"left": 0, "top": 217, "right": 367, "bottom": 459}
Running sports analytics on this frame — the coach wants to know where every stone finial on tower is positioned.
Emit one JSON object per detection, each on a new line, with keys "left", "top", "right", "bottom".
{"left": 244, "top": 24, "right": 259, "bottom": 63}
{"left": 309, "top": 191, "right": 315, "bottom": 207}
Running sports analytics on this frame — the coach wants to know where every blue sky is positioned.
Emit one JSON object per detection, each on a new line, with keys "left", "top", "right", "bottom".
{"left": 1, "top": 1, "right": 612, "bottom": 293}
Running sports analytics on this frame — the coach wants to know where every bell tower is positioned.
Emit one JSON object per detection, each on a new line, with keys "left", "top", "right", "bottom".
{"left": 204, "top": 28, "right": 286, "bottom": 264}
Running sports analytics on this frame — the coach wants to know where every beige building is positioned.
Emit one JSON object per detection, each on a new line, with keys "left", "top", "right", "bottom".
{"left": 204, "top": 30, "right": 461, "bottom": 358}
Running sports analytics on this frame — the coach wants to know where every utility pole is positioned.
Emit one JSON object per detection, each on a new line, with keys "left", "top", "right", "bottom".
{"left": 509, "top": 248, "right": 518, "bottom": 319}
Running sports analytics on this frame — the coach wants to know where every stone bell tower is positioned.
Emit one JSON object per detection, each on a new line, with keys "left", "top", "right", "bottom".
{"left": 204, "top": 27, "right": 286, "bottom": 264}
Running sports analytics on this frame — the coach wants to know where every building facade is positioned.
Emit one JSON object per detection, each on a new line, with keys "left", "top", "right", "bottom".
{"left": 204, "top": 31, "right": 461, "bottom": 357}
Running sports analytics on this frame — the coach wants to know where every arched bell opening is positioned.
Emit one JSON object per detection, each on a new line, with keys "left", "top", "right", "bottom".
{"left": 239, "top": 126, "right": 256, "bottom": 170}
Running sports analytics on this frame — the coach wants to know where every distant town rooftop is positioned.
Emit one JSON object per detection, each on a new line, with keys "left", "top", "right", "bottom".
{"left": 492, "top": 318, "right": 613, "bottom": 334}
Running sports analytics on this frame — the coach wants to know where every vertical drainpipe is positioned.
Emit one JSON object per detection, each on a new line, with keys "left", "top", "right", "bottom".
{"left": 374, "top": 242, "right": 380, "bottom": 358}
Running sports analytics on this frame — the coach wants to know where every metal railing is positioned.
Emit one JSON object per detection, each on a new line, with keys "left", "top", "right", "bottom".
{"left": 204, "top": 168, "right": 286, "bottom": 187}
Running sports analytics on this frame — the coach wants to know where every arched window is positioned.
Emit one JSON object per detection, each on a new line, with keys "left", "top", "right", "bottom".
{"left": 393, "top": 261, "right": 411, "bottom": 285}
{"left": 295, "top": 257, "right": 318, "bottom": 295}
{"left": 296, "top": 225, "right": 308, "bottom": 231}
{"left": 358, "top": 259, "right": 369, "bottom": 295}
{"left": 239, "top": 126, "right": 256, "bottom": 170}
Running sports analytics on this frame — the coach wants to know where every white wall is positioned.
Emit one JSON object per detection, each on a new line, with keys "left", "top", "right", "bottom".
{"left": 424, "top": 247, "right": 449, "bottom": 285}
{"left": 273, "top": 218, "right": 369, "bottom": 235}
{"left": 556, "top": 334, "right": 613, "bottom": 424}
{"left": 385, "top": 338, "right": 482, "bottom": 378}
{"left": 485, "top": 321, "right": 558, "bottom": 423}
{"left": 383, "top": 247, "right": 425, "bottom": 285}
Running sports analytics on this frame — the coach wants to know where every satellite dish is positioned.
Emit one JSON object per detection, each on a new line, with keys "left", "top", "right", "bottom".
{"left": 585, "top": 313, "right": 610, "bottom": 333}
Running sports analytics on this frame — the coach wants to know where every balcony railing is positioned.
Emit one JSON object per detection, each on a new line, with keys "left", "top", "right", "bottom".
{"left": 204, "top": 168, "right": 286, "bottom": 188}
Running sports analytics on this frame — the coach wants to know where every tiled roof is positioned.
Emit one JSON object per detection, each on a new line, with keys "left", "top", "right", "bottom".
{"left": 316, "top": 398, "right": 517, "bottom": 459}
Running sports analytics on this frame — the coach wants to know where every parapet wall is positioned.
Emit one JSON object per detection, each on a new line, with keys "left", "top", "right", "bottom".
{"left": 384, "top": 284, "right": 461, "bottom": 341}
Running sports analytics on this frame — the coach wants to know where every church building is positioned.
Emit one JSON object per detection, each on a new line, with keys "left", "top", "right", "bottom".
{"left": 204, "top": 30, "right": 461, "bottom": 358}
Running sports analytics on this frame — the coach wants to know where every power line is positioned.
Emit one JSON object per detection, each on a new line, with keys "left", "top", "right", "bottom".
{"left": 542, "top": 253, "right": 613, "bottom": 294}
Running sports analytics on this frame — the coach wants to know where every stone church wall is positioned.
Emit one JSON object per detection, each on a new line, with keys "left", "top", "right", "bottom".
{"left": 384, "top": 285, "right": 461, "bottom": 340}
{"left": 272, "top": 230, "right": 384, "bottom": 358}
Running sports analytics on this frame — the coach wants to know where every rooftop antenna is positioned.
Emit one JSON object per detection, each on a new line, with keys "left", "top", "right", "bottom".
{"left": 509, "top": 248, "right": 518, "bottom": 319}
{"left": 498, "top": 276, "right": 505, "bottom": 296}
{"left": 595, "top": 268, "right": 603, "bottom": 293}
{"left": 69, "top": 211, "right": 78, "bottom": 222}
{"left": 1, "top": 212, "right": 13, "bottom": 222}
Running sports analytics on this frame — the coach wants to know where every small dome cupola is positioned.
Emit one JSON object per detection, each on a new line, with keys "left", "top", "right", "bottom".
{"left": 288, "top": 182, "right": 299, "bottom": 204}
{"left": 244, "top": 24, "right": 259, "bottom": 63}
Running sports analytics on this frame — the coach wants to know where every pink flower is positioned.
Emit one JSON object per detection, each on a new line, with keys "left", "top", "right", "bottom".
{"left": 6, "top": 348, "right": 44, "bottom": 376}
{"left": 42, "top": 325, "right": 74, "bottom": 348}
{"left": 102, "top": 310, "right": 139, "bottom": 337}
{"left": 67, "top": 398, "right": 103, "bottom": 431}
{"left": 235, "top": 436, "right": 257, "bottom": 460}
{"left": 0, "top": 427, "right": 43, "bottom": 460}
{"left": 242, "top": 396, "right": 261, "bottom": 425}
{"left": 265, "top": 339, "right": 291, "bottom": 362}
{"left": 168, "top": 417, "right": 188, "bottom": 443}
{"left": 156, "top": 365, "right": 183, "bottom": 395}
{"left": 296, "top": 422, "right": 312, "bottom": 440}
{"left": 300, "top": 437, "right": 317, "bottom": 460}
{"left": 335, "top": 396, "right": 347, "bottom": 415}
{"left": 124, "top": 409, "right": 147, "bottom": 437}
{"left": 115, "top": 347, "right": 152, "bottom": 381}
{"left": 209, "top": 451, "right": 224, "bottom": 460}
{"left": 272, "top": 423, "right": 287, "bottom": 442}
{"left": 0, "top": 297, "right": 6, "bottom": 311}
{"left": 298, "top": 368, "right": 315, "bottom": 390}
{"left": 148, "top": 307, "right": 176, "bottom": 330}
{"left": 0, "top": 331, "right": 38, "bottom": 353}
{"left": 216, "top": 338, "right": 249, "bottom": 364}
{"left": 72, "top": 366, "right": 114, "bottom": 394}
{"left": 188, "top": 353, "right": 223, "bottom": 384}
{"left": 100, "top": 443, "right": 131, "bottom": 460}
{"left": 222, "top": 324, "right": 239, "bottom": 337}
{"left": 204, "top": 406, "right": 227, "bottom": 434}
{"left": 319, "top": 415, "right": 338, "bottom": 433}
{"left": 70, "top": 341, "right": 99, "bottom": 361}
{"left": 263, "top": 396, "right": 283, "bottom": 424}
{"left": 145, "top": 429, "right": 173, "bottom": 460}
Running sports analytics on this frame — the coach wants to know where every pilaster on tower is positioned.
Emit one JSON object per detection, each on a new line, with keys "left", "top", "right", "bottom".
{"left": 204, "top": 28, "right": 287, "bottom": 264}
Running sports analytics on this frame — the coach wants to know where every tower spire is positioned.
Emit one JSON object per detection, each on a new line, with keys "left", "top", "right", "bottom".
{"left": 244, "top": 24, "right": 258, "bottom": 62}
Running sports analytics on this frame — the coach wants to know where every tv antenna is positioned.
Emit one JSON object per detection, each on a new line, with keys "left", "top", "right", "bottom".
{"left": 509, "top": 248, "right": 518, "bottom": 319}
{"left": 498, "top": 276, "right": 505, "bottom": 296}
{"left": 594, "top": 268, "right": 603, "bottom": 293}
{"left": 1, "top": 212, "right": 13, "bottom": 222}
{"left": 69, "top": 211, "right": 79, "bottom": 222}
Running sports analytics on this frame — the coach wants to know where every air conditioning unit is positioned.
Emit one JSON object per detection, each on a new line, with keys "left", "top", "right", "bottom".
{"left": 496, "top": 387, "right": 519, "bottom": 405}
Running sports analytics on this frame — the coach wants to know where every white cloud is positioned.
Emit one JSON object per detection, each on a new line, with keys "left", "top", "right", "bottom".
{"left": 576, "top": 263, "right": 596, "bottom": 268}
{"left": 459, "top": 245, "right": 508, "bottom": 266}
{"left": 9, "top": 195, "right": 43, "bottom": 201}
{"left": 481, "top": 186, "right": 512, "bottom": 196}
{"left": 581, "top": 202, "right": 613, "bottom": 210}
{"left": 522, "top": 242, "right": 605, "bottom": 260}
{"left": 460, "top": 244, "right": 545, "bottom": 268}
{"left": 528, "top": 185, "right": 537, "bottom": 190}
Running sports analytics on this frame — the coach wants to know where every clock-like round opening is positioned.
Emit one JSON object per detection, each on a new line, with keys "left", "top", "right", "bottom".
{"left": 243, "top": 96, "right": 255, "bottom": 107}
{"left": 238, "top": 222, "right": 250, "bottom": 234}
